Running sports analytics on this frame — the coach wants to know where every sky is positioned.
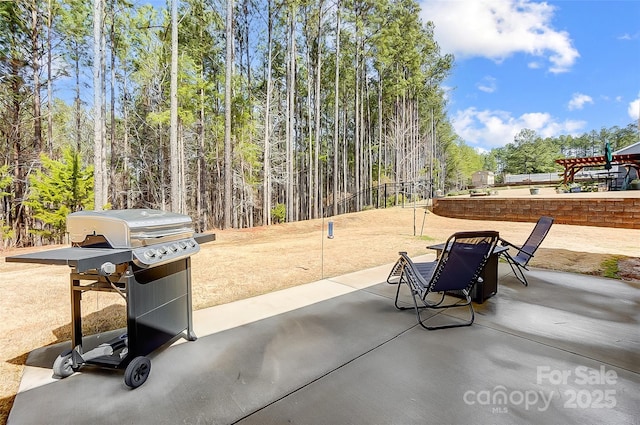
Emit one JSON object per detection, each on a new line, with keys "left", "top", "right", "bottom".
{"left": 418, "top": 0, "right": 640, "bottom": 152}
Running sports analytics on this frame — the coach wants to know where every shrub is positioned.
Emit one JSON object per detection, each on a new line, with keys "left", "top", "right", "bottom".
{"left": 26, "top": 148, "right": 94, "bottom": 242}
{"left": 386, "top": 193, "right": 405, "bottom": 207}
{"left": 271, "top": 203, "right": 286, "bottom": 224}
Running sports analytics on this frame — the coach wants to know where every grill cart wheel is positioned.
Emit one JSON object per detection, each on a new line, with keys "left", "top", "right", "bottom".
{"left": 124, "top": 356, "right": 151, "bottom": 388}
{"left": 52, "top": 351, "right": 78, "bottom": 378}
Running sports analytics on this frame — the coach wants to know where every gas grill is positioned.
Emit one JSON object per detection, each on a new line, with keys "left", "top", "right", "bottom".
{"left": 7, "top": 209, "right": 215, "bottom": 388}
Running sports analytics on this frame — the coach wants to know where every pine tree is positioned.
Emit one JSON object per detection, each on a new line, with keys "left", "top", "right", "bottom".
{"left": 26, "top": 148, "right": 94, "bottom": 242}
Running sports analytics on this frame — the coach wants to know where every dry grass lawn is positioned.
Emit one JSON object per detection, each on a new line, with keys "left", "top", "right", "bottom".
{"left": 1, "top": 206, "right": 639, "bottom": 424}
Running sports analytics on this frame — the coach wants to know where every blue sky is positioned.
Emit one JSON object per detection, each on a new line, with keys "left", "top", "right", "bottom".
{"left": 419, "top": 0, "right": 640, "bottom": 152}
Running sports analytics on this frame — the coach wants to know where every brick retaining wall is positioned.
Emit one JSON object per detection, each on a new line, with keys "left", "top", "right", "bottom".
{"left": 432, "top": 197, "right": 640, "bottom": 229}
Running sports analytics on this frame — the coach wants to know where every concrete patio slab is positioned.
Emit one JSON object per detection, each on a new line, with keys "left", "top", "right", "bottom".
{"left": 8, "top": 263, "right": 640, "bottom": 424}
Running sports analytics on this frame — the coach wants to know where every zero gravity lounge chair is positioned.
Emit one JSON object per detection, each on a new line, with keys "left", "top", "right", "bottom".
{"left": 392, "top": 231, "right": 499, "bottom": 330}
{"left": 499, "top": 216, "right": 554, "bottom": 286}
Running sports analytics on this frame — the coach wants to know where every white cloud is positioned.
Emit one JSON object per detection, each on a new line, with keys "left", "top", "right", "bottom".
{"left": 618, "top": 32, "right": 640, "bottom": 41}
{"left": 421, "top": 0, "right": 579, "bottom": 73}
{"left": 441, "top": 85, "right": 454, "bottom": 103}
{"left": 477, "top": 76, "right": 497, "bottom": 93}
{"left": 629, "top": 98, "right": 640, "bottom": 121}
{"left": 452, "top": 107, "right": 586, "bottom": 149}
{"left": 567, "top": 93, "right": 594, "bottom": 111}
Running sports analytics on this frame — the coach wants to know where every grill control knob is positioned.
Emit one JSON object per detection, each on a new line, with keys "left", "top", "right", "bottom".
{"left": 178, "top": 241, "right": 187, "bottom": 249}
{"left": 144, "top": 249, "right": 156, "bottom": 259}
{"left": 171, "top": 243, "right": 179, "bottom": 252}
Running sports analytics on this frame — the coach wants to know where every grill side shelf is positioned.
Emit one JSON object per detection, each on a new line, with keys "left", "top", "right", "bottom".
{"left": 6, "top": 247, "right": 133, "bottom": 272}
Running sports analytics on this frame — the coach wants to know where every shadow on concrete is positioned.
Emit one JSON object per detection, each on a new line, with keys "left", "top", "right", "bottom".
{"left": 7, "top": 265, "right": 640, "bottom": 425}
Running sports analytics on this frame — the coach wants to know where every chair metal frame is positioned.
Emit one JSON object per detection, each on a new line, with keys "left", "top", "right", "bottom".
{"left": 499, "top": 216, "right": 554, "bottom": 286}
{"left": 392, "top": 231, "right": 499, "bottom": 330}
{"left": 386, "top": 257, "right": 404, "bottom": 284}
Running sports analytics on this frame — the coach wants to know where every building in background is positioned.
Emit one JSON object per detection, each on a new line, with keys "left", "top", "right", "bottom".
{"left": 471, "top": 171, "right": 494, "bottom": 188}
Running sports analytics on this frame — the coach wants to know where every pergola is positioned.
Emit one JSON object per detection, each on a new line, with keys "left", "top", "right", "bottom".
{"left": 555, "top": 153, "right": 640, "bottom": 183}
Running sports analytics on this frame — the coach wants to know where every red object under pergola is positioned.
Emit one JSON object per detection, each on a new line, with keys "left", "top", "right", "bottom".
{"left": 555, "top": 153, "right": 640, "bottom": 183}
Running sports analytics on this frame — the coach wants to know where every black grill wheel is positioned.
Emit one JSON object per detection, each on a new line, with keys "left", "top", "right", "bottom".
{"left": 124, "top": 356, "right": 151, "bottom": 388}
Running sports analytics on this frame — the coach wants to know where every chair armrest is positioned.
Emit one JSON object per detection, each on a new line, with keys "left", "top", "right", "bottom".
{"left": 498, "top": 238, "right": 520, "bottom": 250}
{"left": 500, "top": 238, "right": 535, "bottom": 266}
{"left": 398, "top": 252, "right": 434, "bottom": 293}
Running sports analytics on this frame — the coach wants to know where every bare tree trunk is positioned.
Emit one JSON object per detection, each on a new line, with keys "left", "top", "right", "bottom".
{"left": 224, "top": 0, "right": 234, "bottom": 228}
{"left": 342, "top": 108, "right": 347, "bottom": 208}
{"left": 197, "top": 76, "right": 205, "bottom": 230}
{"left": 366, "top": 79, "right": 372, "bottom": 205}
{"left": 31, "top": 2, "right": 42, "bottom": 153}
{"left": 285, "top": 6, "right": 296, "bottom": 222}
{"left": 124, "top": 73, "right": 132, "bottom": 208}
{"left": 430, "top": 108, "right": 435, "bottom": 193}
{"left": 74, "top": 40, "right": 82, "bottom": 152}
{"left": 313, "top": 0, "right": 324, "bottom": 218}
{"left": 93, "top": 0, "right": 106, "bottom": 210}
{"left": 305, "top": 46, "right": 312, "bottom": 220}
{"left": 377, "top": 79, "right": 382, "bottom": 191}
{"left": 179, "top": 121, "right": 186, "bottom": 210}
{"left": 46, "top": 0, "right": 53, "bottom": 154}
{"left": 101, "top": 14, "right": 107, "bottom": 206}
{"left": 10, "top": 53, "right": 25, "bottom": 245}
{"left": 393, "top": 95, "right": 400, "bottom": 188}
{"left": 354, "top": 36, "right": 360, "bottom": 211}
{"left": 170, "top": 0, "right": 181, "bottom": 213}
{"left": 109, "top": 5, "right": 118, "bottom": 208}
{"left": 160, "top": 130, "right": 165, "bottom": 208}
{"left": 262, "top": 0, "right": 274, "bottom": 225}
{"left": 332, "top": 0, "right": 340, "bottom": 216}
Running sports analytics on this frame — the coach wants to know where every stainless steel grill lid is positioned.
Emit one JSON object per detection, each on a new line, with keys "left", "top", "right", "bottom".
{"left": 67, "top": 209, "right": 195, "bottom": 249}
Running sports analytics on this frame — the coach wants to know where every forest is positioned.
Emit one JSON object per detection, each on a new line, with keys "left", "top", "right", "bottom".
{"left": 1, "top": 0, "right": 638, "bottom": 248}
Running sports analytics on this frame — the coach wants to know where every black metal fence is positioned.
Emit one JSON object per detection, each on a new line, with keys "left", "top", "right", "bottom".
{"left": 324, "top": 180, "right": 432, "bottom": 218}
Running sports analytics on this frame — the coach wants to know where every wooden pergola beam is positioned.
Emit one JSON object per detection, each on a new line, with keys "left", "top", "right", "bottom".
{"left": 555, "top": 154, "right": 640, "bottom": 184}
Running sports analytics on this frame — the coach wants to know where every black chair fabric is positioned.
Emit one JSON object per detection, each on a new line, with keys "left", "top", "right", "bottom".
{"left": 391, "top": 231, "right": 499, "bottom": 330}
{"left": 499, "top": 216, "right": 554, "bottom": 286}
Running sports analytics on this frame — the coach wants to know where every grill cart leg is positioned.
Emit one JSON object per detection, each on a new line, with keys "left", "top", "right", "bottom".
{"left": 124, "top": 356, "right": 151, "bottom": 388}
{"left": 186, "top": 257, "right": 197, "bottom": 342}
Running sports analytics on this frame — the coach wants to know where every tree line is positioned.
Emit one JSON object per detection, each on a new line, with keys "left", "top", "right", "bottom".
{"left": 488, "top": 124, "right": 638, "bottom": 177}
{"left": 1, "top": 0, "right": 637, "bottom": 248}
{"left": 1, "top": 0, "right": 462, "bottom": 247}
